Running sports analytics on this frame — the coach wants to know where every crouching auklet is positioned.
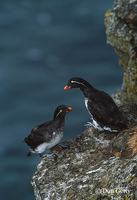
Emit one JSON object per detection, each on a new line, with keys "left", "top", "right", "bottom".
{"left": 24, "top": 105, "right": 72, "bottom": 157}
{"left": 64, "top": 77, "right": 127, "bottom": 132}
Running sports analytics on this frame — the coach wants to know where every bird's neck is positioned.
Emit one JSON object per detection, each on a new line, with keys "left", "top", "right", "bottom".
{"left": 54, "top": 114, "right": 65, "bottom": 125}
{"left": 80, "top": 86, "right": 96, "bottom": 98}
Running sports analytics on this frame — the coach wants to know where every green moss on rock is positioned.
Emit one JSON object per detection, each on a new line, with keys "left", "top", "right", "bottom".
{"left": 105, "top": 0, "right": 137, "bottom": 103}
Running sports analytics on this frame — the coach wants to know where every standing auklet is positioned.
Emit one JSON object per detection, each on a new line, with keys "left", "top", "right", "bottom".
{"left": 24, "top": 105, "right": 72, "bottom": 157}
{"left": 64, "top": 77, "right": 127, "bottom": 132}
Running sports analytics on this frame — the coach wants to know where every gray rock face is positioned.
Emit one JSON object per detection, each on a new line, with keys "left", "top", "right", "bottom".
{"left": 32, "top": 125, "right": 137, "bottom": 200}
{"left": 105, "top": 0, "right": 137, "bottom": 102}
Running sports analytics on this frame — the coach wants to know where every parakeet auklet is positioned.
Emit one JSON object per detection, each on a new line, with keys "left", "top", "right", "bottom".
{"left": 24, "top": 105, "right": 72, "bottom": 157}
{"left": 64, "top": 77, "right": 127, "bottom": 132}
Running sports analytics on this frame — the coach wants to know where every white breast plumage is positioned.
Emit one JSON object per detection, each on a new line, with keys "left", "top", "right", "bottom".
{"left": 84, "top": 98, "right": 116, "bottom": 132}
{"left": 85, "top": 98, "right": 93, "bottom": 119}
{"left": 33, "top": 132, "right": 63, "bottom": 154}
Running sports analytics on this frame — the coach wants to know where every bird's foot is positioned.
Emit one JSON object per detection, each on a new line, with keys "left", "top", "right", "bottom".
{"left": 84, "top": 122, "right": 93, "bottom": 127}
{"left": 27, "top": 151, "right": 32, "bottom": 157}
{"left": 46, "top": 152, "right": 58, "bottom": 159}
{"left": 57, "top": 143, "right": 70, "bottom": 149}
{"left": 50, "top": 143, "right": 69, "bottom": 153}
{"left": 38, "top": 153, "right": 43, "bottom": 158}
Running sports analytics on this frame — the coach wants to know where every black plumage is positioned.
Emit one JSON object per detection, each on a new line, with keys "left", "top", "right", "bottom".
{"left": 64, "top": 77, "right": 127, "bottom": 132}
{"left": 24, "top": 105, "right": 72, "bottom": 156}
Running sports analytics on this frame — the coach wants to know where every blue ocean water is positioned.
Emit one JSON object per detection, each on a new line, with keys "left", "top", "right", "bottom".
{"left": 0, "top": 1, "right": 123, "bottom": 200}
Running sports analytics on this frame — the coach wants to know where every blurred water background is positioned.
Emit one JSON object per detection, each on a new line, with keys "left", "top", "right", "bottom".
{"left": 0, "top": 0, "right": 123, "bottom": 200}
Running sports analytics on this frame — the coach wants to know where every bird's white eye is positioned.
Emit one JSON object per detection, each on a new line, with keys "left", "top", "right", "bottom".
{"left": 60, "top": 109, "right": 62, "bottom": 112}
{"left": 71, "top": 80, "right": 74, "bottom": 83}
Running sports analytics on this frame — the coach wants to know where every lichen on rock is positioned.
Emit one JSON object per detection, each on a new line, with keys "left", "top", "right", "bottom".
{"left": 105, "top": 0, "right": 137, "bottom": 102}
{"left": 32, "top": 114, "right": 137, "bottom": 200}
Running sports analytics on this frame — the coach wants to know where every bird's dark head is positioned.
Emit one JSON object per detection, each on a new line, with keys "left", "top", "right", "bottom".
{"left": 64, "top": 77, "right": 92, "bottom": 91}
{"left": 54, "top": 105, "right": 72, "bottom": 119}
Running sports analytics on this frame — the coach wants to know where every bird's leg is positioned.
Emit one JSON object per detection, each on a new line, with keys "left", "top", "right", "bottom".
{"left": 45, "top": 148, "right": 58, "bottom": 159}
{"left": 38, "top": 153, "right": 43, "bottom": 158}
{"left": 27, "top": 151, "right": 32, "bottom": 157}
{"left": 46, "top": 152, "right": 58, "bottom": 159}
{"left": 57, "top": 142, "right": 70, "bottom": 149}
{"left": 84, "top": 121, "right": 93, "bottom": 127}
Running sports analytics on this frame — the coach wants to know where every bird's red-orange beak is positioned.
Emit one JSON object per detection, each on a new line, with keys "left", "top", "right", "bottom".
{"left": 64, "top": 85, "right": 71, "bottom": 90}
{"left": 66, "top": 106, "right": 73, "bottom": 112}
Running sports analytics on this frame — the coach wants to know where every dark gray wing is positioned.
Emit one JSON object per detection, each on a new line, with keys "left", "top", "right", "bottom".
{"left": 87, "top": 90, "right": 126, "bottom": 129}
{"left": 24, "top": 120, "right": 58, "bottom": 149}
{"left": 36, "top": 120, "right": 53, "bottom": 129}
